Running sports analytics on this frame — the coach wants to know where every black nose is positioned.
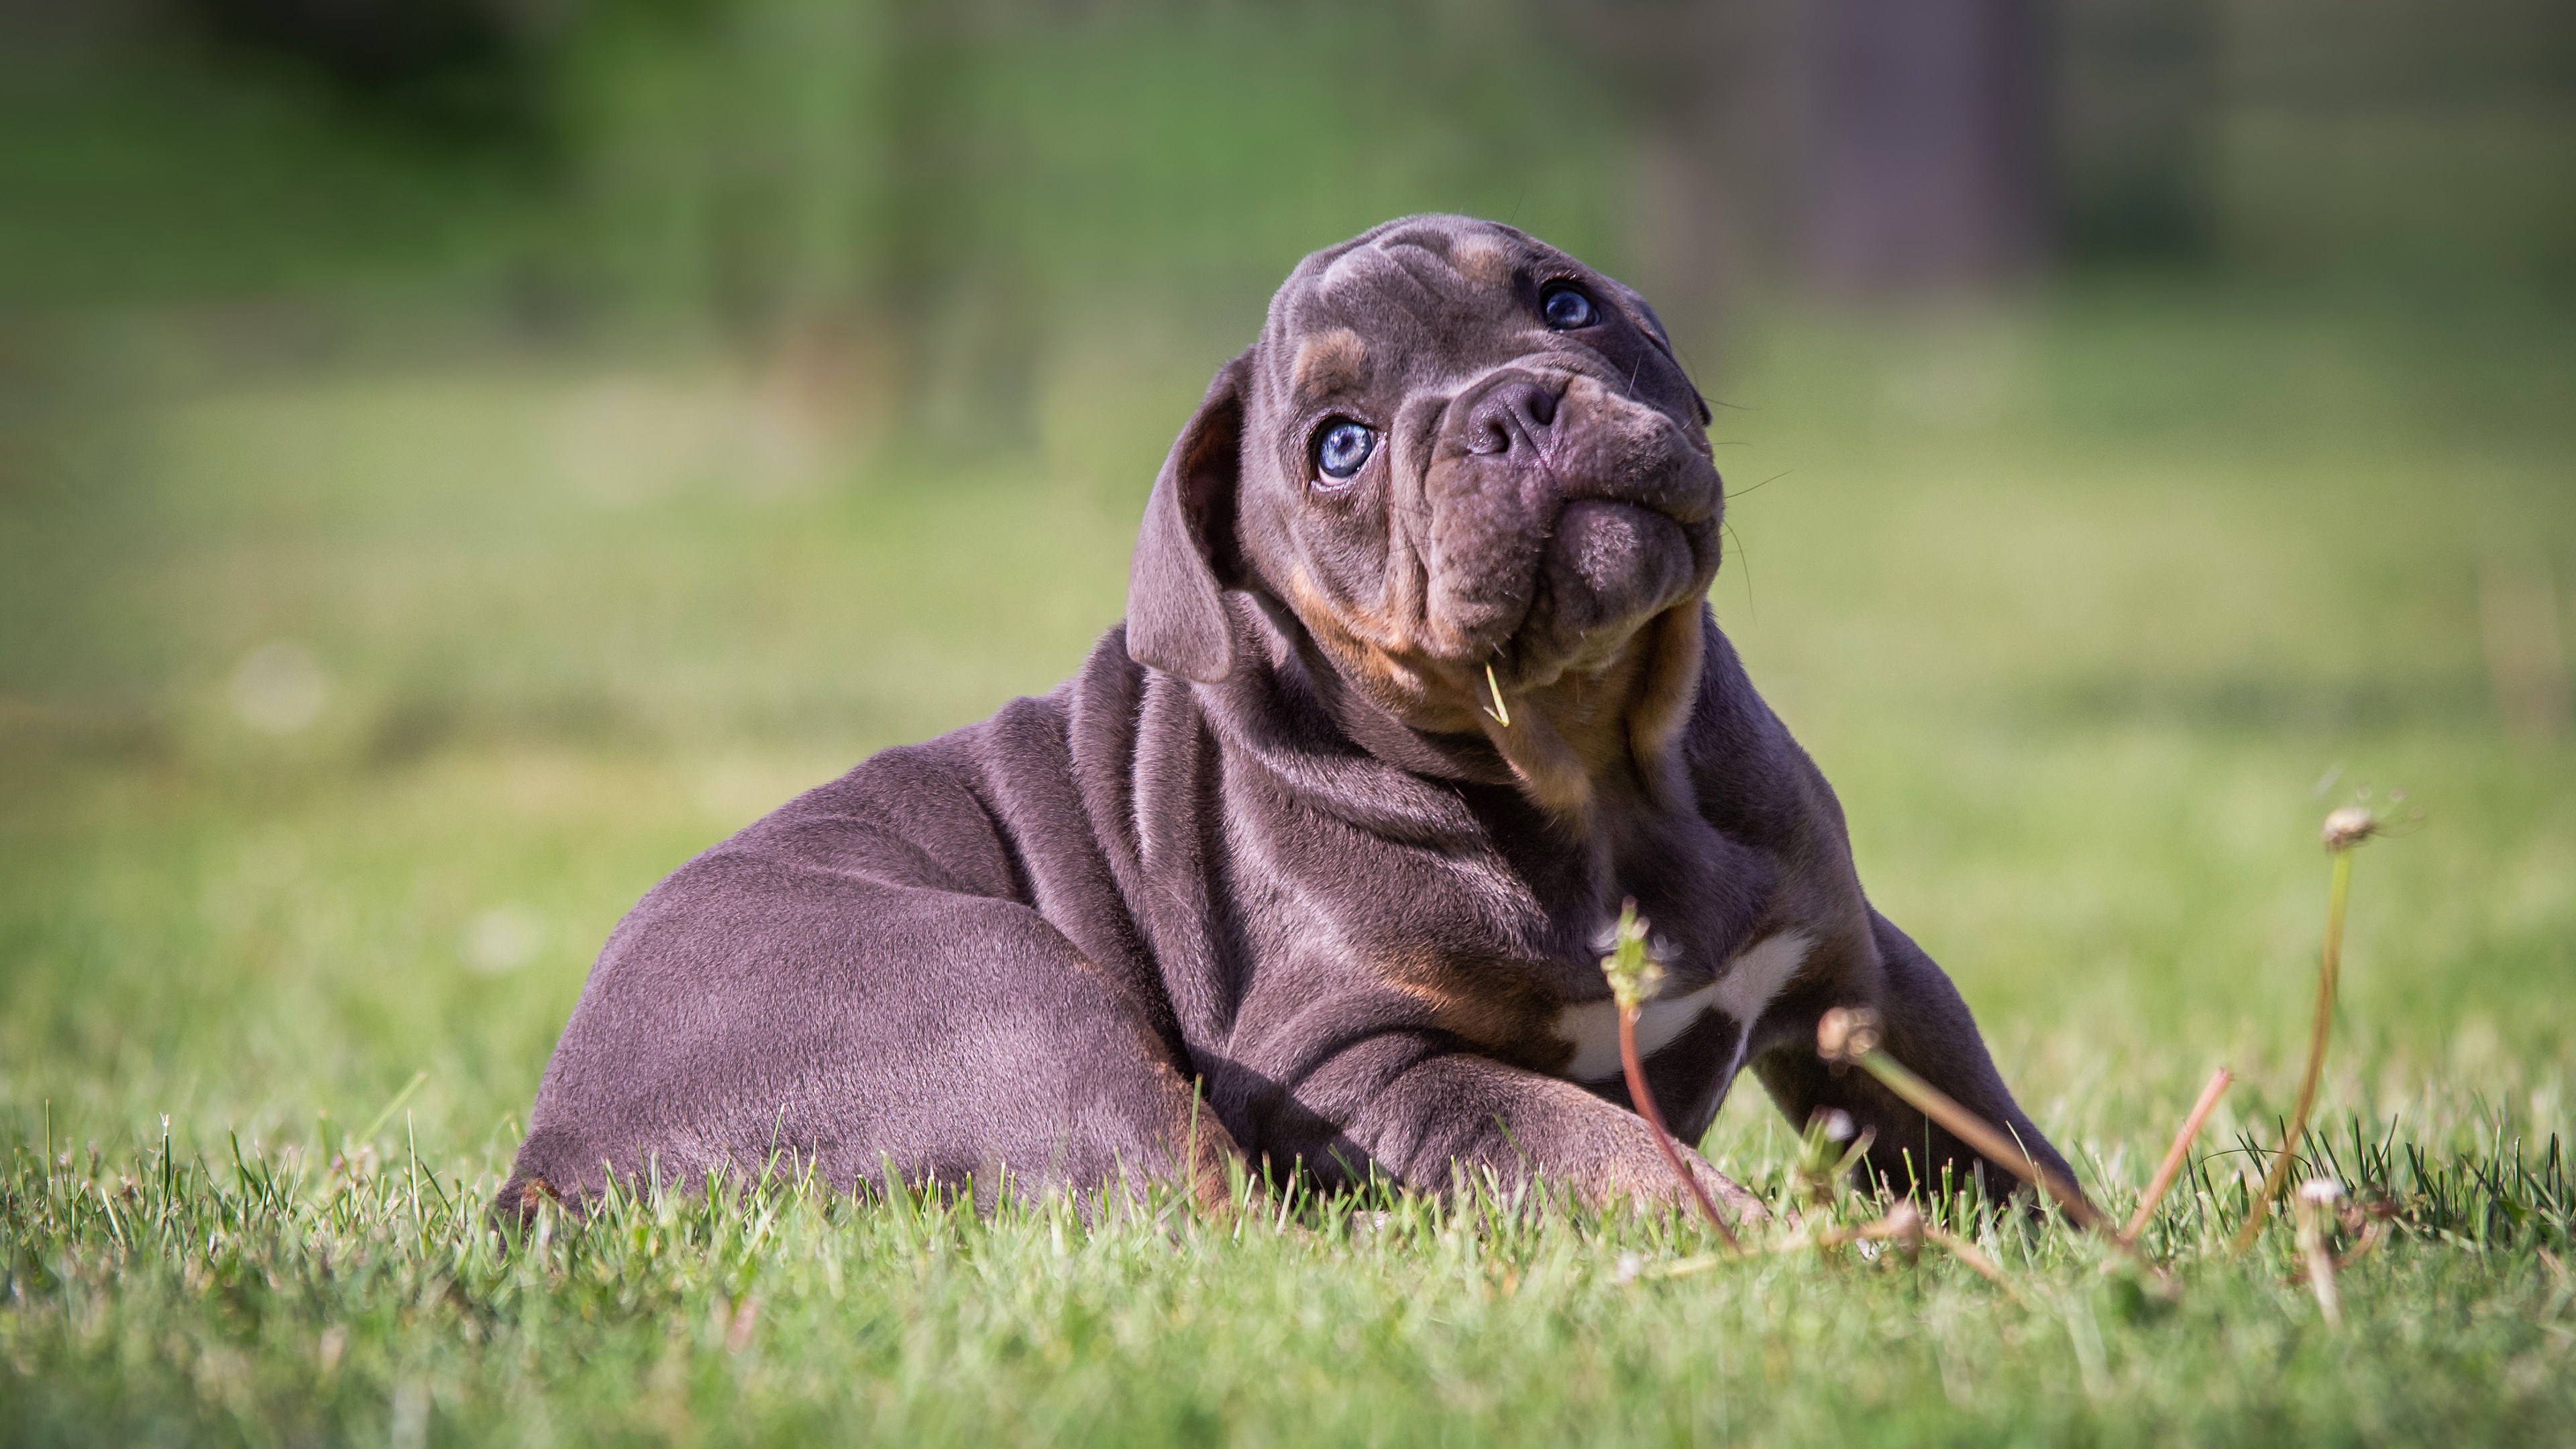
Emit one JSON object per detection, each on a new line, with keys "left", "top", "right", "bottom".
{"left": 1464, "top": 377, "right": 1560, "bottom": 458}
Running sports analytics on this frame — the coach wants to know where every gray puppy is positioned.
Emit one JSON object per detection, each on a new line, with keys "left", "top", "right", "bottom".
{"left": 500, "top": 215, "right": 2074, "bottom": 1218}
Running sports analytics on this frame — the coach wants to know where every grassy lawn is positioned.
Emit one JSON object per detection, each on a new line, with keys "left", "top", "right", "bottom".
{"left": 3, "top": 288, "right": 2573, "bottom": 1444}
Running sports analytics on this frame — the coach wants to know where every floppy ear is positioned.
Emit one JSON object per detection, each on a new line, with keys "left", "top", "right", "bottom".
{"left": 1126, "top": 350, "right": 1254, "bottom": 682}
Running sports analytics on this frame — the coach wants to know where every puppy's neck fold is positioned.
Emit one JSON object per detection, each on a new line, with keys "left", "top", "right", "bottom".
{"left": 1470, "top": 602, "right": 1707, "bottom": 834}
{"left": 1249, "top": 593, "right": 1711, "bottom": 845}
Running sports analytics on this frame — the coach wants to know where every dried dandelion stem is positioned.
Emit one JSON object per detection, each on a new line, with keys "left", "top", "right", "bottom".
{"left": 2120, "top": 1066, "right": 2234, "bottom": 1244}
{"left": 1619, "top": 1010, "right": 1741, "bottom": 1250}
{"left": 1601, "top": 900, "right": 1740, "bottom": 1250}
{"left": 2289, "top": 1212, "right": 2385, "bottom": 1282}
{"left": 2231, "top": 809, "right": 2374, "bottom": 1256}
{"left": 1813, "top": 1202, "right": 1925, "bottom": 1252}
{"left": 1817, "top": 1008, "right": 2108, "bottom": 1234}
{"left": 2292, "top": 1179, "right": 2345, "bottom": 1327}
{"left": 1800, "top": 1202, "right": 2027, "bottom": 1303}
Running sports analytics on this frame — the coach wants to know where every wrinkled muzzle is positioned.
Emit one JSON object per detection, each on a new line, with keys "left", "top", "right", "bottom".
{"left": 1419, "top": 370, "right": 1721, "bottom": 683}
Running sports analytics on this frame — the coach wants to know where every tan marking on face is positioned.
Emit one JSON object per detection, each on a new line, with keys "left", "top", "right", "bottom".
{"left": 1383, "top": 949, "right": 1572, "bottom": 1075}
{"left": 1552, "top": 641, "right": 1654, "bottom": 777}
{"left": 1450, "top": 235, "right": 1514, "bottom": 289}
{"left": 1291, "top": 328, "right": 1370, "bottom": 397}
{"left": 1283, "top": 567, "right": 1472, "bottom": 724}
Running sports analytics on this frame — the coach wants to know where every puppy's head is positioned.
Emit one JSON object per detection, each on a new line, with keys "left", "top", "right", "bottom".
{"left": 1130, "top": 216, "right": 1722, "bottom": 806}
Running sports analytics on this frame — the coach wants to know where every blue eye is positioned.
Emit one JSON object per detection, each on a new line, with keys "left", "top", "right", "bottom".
{"left": 1541, "top": 284, "right": 1597, "bottom": 329}
{"left": 1314, "top": 419, "right": 1376, "bottom": 483}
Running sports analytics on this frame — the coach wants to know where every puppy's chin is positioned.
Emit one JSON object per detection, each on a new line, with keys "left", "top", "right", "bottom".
{"left": 1509, "top": 502, "right": 1707, "bottom": 674}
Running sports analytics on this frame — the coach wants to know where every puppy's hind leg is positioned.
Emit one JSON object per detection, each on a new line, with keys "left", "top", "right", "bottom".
{"left": 500, "top": 876, "right": 1240, "bottom": 1220}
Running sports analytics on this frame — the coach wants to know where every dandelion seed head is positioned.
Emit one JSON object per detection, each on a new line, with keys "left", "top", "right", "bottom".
{"left": 2321, "top": 806, "right": 2378, "bottom": 852}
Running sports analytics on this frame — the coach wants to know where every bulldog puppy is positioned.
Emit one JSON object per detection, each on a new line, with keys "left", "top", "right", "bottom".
{"left": 500, "top": 215, "right": 2075, "bottom": 1218}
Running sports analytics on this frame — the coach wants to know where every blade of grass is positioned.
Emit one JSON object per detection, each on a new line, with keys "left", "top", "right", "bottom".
{"left": 355, "top": 1069, "right": 429, "bottom": 1147}
{"left": 1923, "top": 1223, "right": 2029, "bottom": 1305}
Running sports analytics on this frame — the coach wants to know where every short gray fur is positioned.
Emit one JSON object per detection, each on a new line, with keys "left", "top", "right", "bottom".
{"left": 500, "top": 216, "right": 2074, "bottom": 1219}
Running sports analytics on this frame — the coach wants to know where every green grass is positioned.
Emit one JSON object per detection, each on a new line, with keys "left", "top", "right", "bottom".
{"left": 3, "top": 1123, "right": 2570, "bottom": 1446}
{"left": 5, "top": 286, "right": 2575, "bottom": 1443}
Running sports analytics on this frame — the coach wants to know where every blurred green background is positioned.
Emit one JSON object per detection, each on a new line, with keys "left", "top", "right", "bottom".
{"left": 3, "top": 0, "right": 2571, "bottom": 1179}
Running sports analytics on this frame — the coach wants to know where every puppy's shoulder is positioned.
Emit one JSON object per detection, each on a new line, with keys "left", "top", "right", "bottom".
{"left": 1682, "top": 616, "right": 1849, "bottom": 851}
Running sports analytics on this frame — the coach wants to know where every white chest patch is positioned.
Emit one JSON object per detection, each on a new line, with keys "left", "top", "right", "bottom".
{"left": 1554, "top": 931, "right": 1813, "bottom": 1081}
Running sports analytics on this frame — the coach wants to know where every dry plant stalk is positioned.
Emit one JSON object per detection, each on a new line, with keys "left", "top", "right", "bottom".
{"left": 2292, "top": 1179, "right": 2345, "bottom": 1328}
{"left": 2231, "top": 806, "right": 2378, "bottom": 1256}
{"left": 2119, "top": 1066, "right": 2234, "bottom": 1245}
{"left": 1815, "top": 1007, "right": 2178, "bottom": 1298}
{"left": 1813, "top": 1198, "right": 1925, "bottom": 1255}
{"left": 1798, "top": 1200, "right": 2027, "bottom": 1301}
{"left": 2288, "top": 1199, "right": 2391, "bottom": 1284}
{"left": 1600, "top": 900, "right": 1740, "bottom": 1251}
{"left": 1816, "top": 1007, "right": 2109, "bottom": 1234}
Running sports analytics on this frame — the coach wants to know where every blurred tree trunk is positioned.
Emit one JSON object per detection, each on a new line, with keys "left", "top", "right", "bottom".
{"left": 658, "top": 0, "right": 1035, "bottom": 455}
{"left": 1539, "top": 0, "right": 2053, "bottom": 337}
{"left": 1798, "top": 0, "right": 2050, "bottom": 290}
{"left": 2054, "top": 0, "right": 2215, "bottom": 263}
{"left": 868, "top": 0, "right": 1037, "bottom": 453}
{"left": 1534, "top": 0, "right": 1792, "bottom": 364}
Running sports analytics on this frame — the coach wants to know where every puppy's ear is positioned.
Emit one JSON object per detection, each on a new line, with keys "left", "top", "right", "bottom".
{"left": 1127, "top": 350, "right": 1253, "bottom": 683}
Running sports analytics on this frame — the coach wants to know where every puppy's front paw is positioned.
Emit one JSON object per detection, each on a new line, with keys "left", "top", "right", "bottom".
{"left": 1601, "top": 1142, "right": 1767, "bottom": 1225}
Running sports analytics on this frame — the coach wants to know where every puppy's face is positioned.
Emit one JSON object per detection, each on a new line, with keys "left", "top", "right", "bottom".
{"left": 1130, "top": 215, "right": 1723, "bottom": 749}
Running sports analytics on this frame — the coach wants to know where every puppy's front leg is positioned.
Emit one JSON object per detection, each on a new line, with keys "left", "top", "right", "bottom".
{"left": 1752, "top": 911, "right": 2079, "bottom": 1208}
{"left": 1239, "top": 1033, "right": 1756, "bottom": 1215}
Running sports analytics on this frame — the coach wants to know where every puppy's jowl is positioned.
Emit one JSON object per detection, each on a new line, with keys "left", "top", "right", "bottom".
{"left": 502, "top": 216, "right": 2072, "bottom": 1216}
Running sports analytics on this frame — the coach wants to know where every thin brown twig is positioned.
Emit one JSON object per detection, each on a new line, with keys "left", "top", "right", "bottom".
{"left": 2120, "top": 1066, "right": 2234, "bottom": 1244}
{"left": 2287, "top": 1220, "right": 2386, "bottom": 1283}
{"left": 1619, "top": 1004, "right": 1741, "bottom": 1250}
{"left": 1813, "top": 1201, "right": 1925, "bottom": 1252}
{"left": 1817, "top": 1008, "right": 2174, "bottom": 1294}
{"left": 1600, "top": 900, "right": 1741, "bottom": 1252}
{"left": 1789, "top": 1200, "right": 2028, "bottom": 1303}
{"left": 2288, "top": 1200, "right": 2392, "bottom": 1283}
